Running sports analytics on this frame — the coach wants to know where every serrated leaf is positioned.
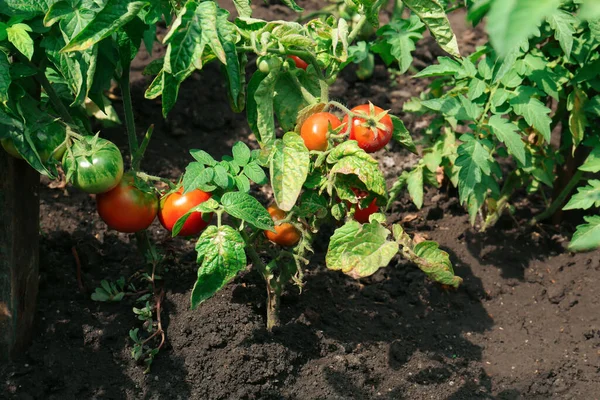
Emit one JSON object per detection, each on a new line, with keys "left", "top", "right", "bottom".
{"left": 190, "top": 149, "right": 217, "bottom": 166}
{"left": 568, "top": 87, "right": 588, "bottom": 149}
{"left": 467, "top": 77, "right": 487, "bottom": 100}
{"left": 579, "top": 145, "right": 600, "bottom": 173}
{"left": 328, "top": 141, "right": 387, "bottom": 197}
{"left": 234, "top": 174, "right": 251, "bottom": 192}
{"left": 390, "top": 115, "right": 417, "bottom": 154}
{"left": 568, "top": 215, "right": 600, "bottom": 252}
{"left": 253, "top": 68, "right": 279, "bottom": 146}
{"left": 585, "top": 96, "right": 600, "bottom": 117}
{"left": 213, "top": 164, "right": 230, "bottom": 188}
{"left": 232, "top": 0, "right": 251, "bottom": 17}
{"left": 221, "top": 192, "right": 274, "bottom": 231}
{"left": 371, "top": 14, "right": 425, "bottom": 73}
{"left": 414, "top": 56, "right": 462, "bottom": 78}
{"left": 487, "top": 115, "right": 526, "bottom": 165}
{"left": 182, "top": 163, "right": 215, "bottom": 193}
{"left": 191, "top": 225, "right": 247, "bottom": 309}
{"left": 510, "top": 86, "right": 552, "bottom": 142}
{"left": 402, "top": 0, "right": 460, "bottom": 58}
{"left": 243, "top": 161, "right": 267, "bottom": 184}
{"left": 7, "top": 23, "right": 34, "bottom": 60}
{"left": 270, "top": 132, "right": 309, "bottom": 211}
{"left": 455, "top": 135, "right": 492, "bottom": 201}
{"left": 326, "top": 220, "right": 399, "bottom": 279}
{"left": 413, "top": 241, "right": 461, "bottom": 286}
{"left": 62, "top": 0, "right": 148, "bottom": 52}
{"left": 547, "top": 9, "right": 577, "bottom": 59}
{"left": 486, "top": 0, "right": 561, "bottom": 58}
{"left": 563, "top": 180, "right": 600, "bottom": 210}
{"left": 232, "top": 141, "right": 251, "bottom": 166}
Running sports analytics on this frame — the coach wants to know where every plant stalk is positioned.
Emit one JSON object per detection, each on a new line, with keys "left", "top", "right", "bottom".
{"left": 119, "top": 65, "right": 139, "bottom": 161}
{"left": 531, "top": 169, "right": 583, "bottom": 225}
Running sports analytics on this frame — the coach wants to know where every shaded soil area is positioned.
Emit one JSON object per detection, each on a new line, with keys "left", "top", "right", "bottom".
{"left": 2, "top": 3, "right": 599, "bottom": 400}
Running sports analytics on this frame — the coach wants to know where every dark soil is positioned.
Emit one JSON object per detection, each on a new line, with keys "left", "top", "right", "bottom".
{"left": 2, "top": 3, "right": 599, "bottom": 400}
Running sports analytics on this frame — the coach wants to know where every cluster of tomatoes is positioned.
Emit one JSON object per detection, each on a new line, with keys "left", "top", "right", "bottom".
{"left": 264, "top": 57, "right": 394, "bottom": 247}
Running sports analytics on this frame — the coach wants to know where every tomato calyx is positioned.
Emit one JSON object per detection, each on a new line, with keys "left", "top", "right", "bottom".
{"left": 348, "top": 102, "right": 391, "bottom": 140}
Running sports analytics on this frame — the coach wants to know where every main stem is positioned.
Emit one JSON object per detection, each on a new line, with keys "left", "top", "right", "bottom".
{"left": 240, "top": 230, "right": 280, "bottom": 331}
{"left": 531, "top": 169, "right": 583, "bottom": 225}
{"left": 119, "top": 66, "right": 139, "bottom": 161}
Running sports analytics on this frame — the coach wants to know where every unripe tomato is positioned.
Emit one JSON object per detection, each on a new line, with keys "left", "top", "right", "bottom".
{"left": 158, "top": 188, "right": 212, "bottom": 236}
{"left": 347, "top": 188, "right": 378, "bottom": 223}
{"left": 300, "top": 112, "right": 341, "bottom": 151}
{"left": 288, "top": 55, "right": 308, "bottom": 70}
{"left": 342, "top": 103, "right": 393, "bottom": 153}
{"left": 96, "top": 173, "right": 158, "bottom": 233}
{"left": 257, "top": 56, "right": 282, "bottom": 73}
{"left": 1, "top": 123, "right": 66, "bottom": 161}
{"left": 264, "top": 204, "right": 301, "bottom": 247}
{"left": 62, "top": 136, "right": 124, "bottom": 194}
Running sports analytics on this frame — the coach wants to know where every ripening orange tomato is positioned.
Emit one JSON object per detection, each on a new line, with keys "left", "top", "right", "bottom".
{"left": 300, "top": 112, "right": 342, "bottom": 151}
{"left": 264, "top": 204, "right": 301, "bottom": 246}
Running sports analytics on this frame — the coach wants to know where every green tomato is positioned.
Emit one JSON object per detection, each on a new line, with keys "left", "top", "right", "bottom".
{"left": 62, "top": 136, "right": 124, "bottom": 194}
{"left": 1, "top": 122, "right": 67, "bottom": 161}
{"left": 256, "top": 56, "right": 282, "bottom": 73}
{"left": 1, "top": 138, "right": 23, "bottom": 159}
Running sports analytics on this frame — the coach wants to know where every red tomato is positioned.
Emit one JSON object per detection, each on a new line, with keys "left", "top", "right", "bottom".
{"left": 342, "top": 103, "right": 393, "bottom": 153}
{"left": 158, "top": 188, "right": 212, "bottom": 236}
{"left": 264, "top": 205, "right": 301, "bottom": 247}
{"left": 347, "top": 188, "right": 379, "bottom": 223}
{"left": 300, "top": 112, "right": 342, "bottom": 151}
{"left": 288, "top": 55, "right": 308, "bottom": 70}
{"left": 96, "top": 174, "right": 158, "bottom": 233}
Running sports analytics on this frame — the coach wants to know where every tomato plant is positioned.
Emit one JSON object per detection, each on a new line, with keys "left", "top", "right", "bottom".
{"left": 97, "top": 173, "right": 158, "bottom": 233}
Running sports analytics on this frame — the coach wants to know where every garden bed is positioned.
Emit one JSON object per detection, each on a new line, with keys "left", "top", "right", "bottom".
{"left": 2, "top": 3, "right": 599, "bottom": 400}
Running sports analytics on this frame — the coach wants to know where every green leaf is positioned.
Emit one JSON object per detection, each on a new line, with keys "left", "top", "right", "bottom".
{"left": 467, "top": 77, "right": 487, "bottom": 100}
{"left": 568, "top": 215, "right": 600, "bottom": 252}
{"left": 402, "top": 0, "right": 460, "bottom": 58}
{"left": 326, "top": 220, "right": 399, "bottom": 279}
{"left": 0, "top": 0, "right": 56, "bottom": 17}
{"left": 579, "top": 144, "right": 600, "bottom": 173}
{"left": 579, "top": 0, "right": 600, "bottom": 20}
{"left": 567, "top": 87, "right": 588, "bottom": 149}
{"left": 455, "top": 135, "right": 492, "bottom": 201}
{"left": 390, "top": 115, "right": 417, "bottom": 154}
{"left": 0, "top": 51, "right": 10, "bottom": 104}
{"left": 486, "top": 0, "right": 560, "bottom": 57}
{"left": 509, "top": 86, "right": 552, "bottom": 143}
{"left": 296, "top": 191, "right": 328, "bottom": 218}
{"left": 413, "top": 240, "right": 461, "bottom": 286}
{"left": 585, "top": 95, "right": 600, "bottom": 117}
{"left": 563, "top": 180, "right": 600, "bottom": 211}
{"left": 232, "top": 141, "right": 251, "bottom": 166}
{"left": 546, "top": 9, "right": 577, "bottom": 59}
{"left": 280, "top": 0, "right": 303, "bottom": 12}
{"left": 7, "top": 23, "right": 34, "bottom": 60}
{"left": 62, "top": 0, "right": 149, "bottom": 52}
{"left": 213, "top": 164, "right": 230, "bottom": 188}
{"left": 371, "top": 15, "right": 425, "bottom": 73}
{"left": 253, "top": 67, "right": 280, "bottom": 146}
{"left": 270, "top": 132, "right": 310, "bottom": 211}
{"left": 407, "top": 166, "right": 424, "bottom": 209}
{"left": 191, "top": 225, "right": 247, "bottom": 309}
{"left": 243, "top": 161, "right": 267, "bottom": 184}
{"left": 232, "top": 0, "right": 252, "bottom": 17}
{"left": 328, "top": 141, "right": 387, "bottom": 197}
{"left": 487, "top": 115, "right": 526, "bottom": 165}
{"left": 221, "top": 192, "right": 275, "bottom": 231}
{"left": 190, "top": 149, "right": 217, "bottom": 166}
{"left": 273, "top": 70, "right": 319, "bottom": 132}
{"left": 413, "top": 56, "right": 462, "bottom": 78}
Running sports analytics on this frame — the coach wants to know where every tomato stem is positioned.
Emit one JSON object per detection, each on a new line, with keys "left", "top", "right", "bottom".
{"left": 136, "top": 172, "right": 177, "bottom": 190}
{"left": 119, "top": 61, "right": 140, "bottom": 165}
